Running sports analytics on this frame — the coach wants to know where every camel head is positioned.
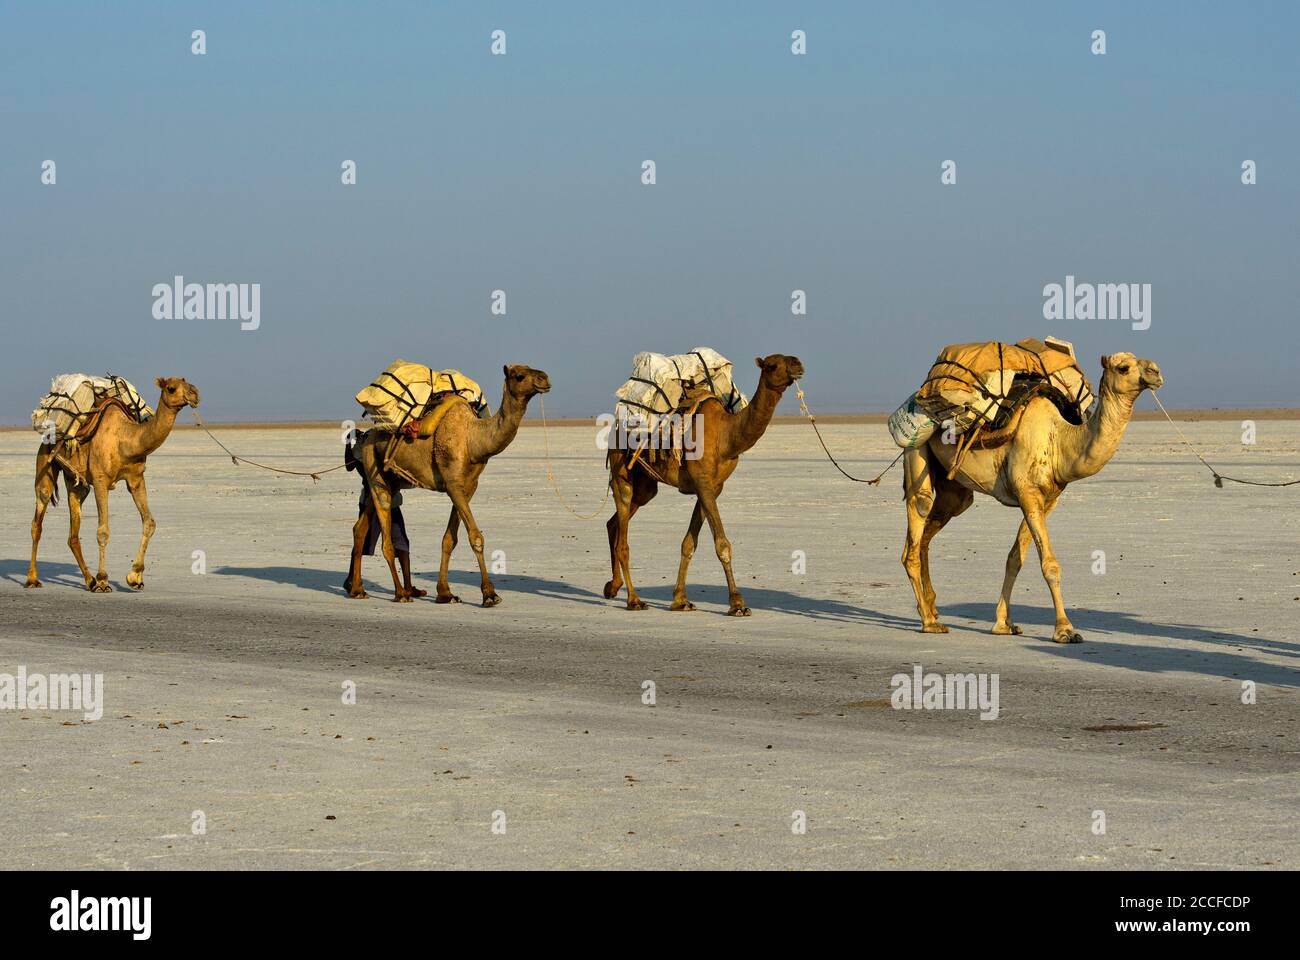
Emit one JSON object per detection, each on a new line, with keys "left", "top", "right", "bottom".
{"left": 1099, "top": 353, "right": 1163, "bottom": 398}
{"left": 155, "top": 376, "right": 201, "bottom": 410}
{"left": 502, "top": 364, "right": 552, "bottom": 401}
{"left": 753, "top": 354, "right": 806, "bottom": 390}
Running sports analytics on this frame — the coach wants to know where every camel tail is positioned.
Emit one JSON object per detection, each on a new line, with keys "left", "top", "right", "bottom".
{"left": 50, "top": 470, "right": 60, "bottom": 507}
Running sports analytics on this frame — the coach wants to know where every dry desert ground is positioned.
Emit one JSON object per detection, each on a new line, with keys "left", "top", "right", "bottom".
{"left": 1, "top": 419, "right": 1297, "bottom": 869}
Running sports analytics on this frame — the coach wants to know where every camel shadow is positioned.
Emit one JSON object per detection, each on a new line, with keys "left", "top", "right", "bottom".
{"left": 945, "top": 601, "right": 1300, "bottom": 687}
{"left": 207, "top": 562, "right": 914, "bottom": 624}
{"left": 630, "top": 581, "right": 914, "bottom": 626}
{"left": 211, "top": 564, "right": 608, "bottom": 605}
{"left": 0, "top": 559, "right": 107, "bottom": 590}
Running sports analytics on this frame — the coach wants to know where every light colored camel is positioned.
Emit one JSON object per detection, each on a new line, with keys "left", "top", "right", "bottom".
{"left": 26, "top": 377, "right": 201, "bottom": 592}
{"left": 347, "top": 364, "right": 551, "bottom": 604}
{"left": 604, "top": 354, "right": 805, "bottom": 615}
{"left": 902, "top": 352, "right": 1163, "bottom": 643}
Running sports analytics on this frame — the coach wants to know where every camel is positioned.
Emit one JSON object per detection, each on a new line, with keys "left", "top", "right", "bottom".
{"left": 346, "top": 364, "right": 551, "bottom": 604}
{"left": 26, "top": 377, "right": 201, "bottom": 592}
{"left": 901, "top": 352, "right": 1163, "bottom": 643}
{"left": 604, "top": 353, "right": 805, "bottom": 615}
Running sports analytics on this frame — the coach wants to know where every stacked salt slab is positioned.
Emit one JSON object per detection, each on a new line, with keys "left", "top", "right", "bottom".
{"left": 614, "top": 347, "right": 748, "bottom": 431}
{"left": 32, "top": 374, "right": 154, "bottom": 442}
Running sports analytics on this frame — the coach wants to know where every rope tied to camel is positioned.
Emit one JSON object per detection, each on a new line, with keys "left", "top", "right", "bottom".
{"left": 190, "top": 411, "right": 348, "bottom": 483}
{"left": 1149, "top": 391, "right": 1300, "bottom": 489}
{"left": 793, "top": 381, "right": 903, "bottom": 485}
{"left": 537, "top": 395, "right": 612, "bottom": 520}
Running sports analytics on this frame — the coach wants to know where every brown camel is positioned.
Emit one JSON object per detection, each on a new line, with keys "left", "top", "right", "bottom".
{"left": 604, "top": 353, "right": 805, "bottom": 615}
{"left": 26, "top": 377, "right": 201, "bottom": 592}
{"left": 346, "top": 364, "right": 551, "bottom": 604}
{"left": 902, "top": 352, "right": 1163, "bottom": 643}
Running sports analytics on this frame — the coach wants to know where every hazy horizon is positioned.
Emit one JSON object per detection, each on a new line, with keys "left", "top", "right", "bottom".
{"left": 3, "top": 1, "right": 1297, "bottom": 424}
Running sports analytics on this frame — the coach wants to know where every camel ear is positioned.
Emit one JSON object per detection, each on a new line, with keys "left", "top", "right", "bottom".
{"left": 503, "top": 365, "right": 510, "bottom": 380}
{"left": 156, "top": 377, "right": 166, "bottom": 389}
{"left": 1099, "top": 355, "right": 1109, "bottom": 371}
{"left": 755, "top": 357, "right": 764, "bottom": 369}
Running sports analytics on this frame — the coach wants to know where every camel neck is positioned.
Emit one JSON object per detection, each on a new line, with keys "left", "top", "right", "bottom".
{"left": 122, "top": 400, "right": 180, "bottom": 460}
{"left": 1061, "top": 384, "right": 1136, "bottom": 482}
{"left": 727, "top": 375, "right": 783, "bottom": 458}
{"left": 470, "top": 385, "right": 528, "bottom": 462}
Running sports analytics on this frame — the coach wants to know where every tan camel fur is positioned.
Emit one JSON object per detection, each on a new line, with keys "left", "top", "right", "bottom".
{"left": 603, "top": 354, "right": 805, "bottom": 615}
{"left": 347, "top": 364, "right": 551, "bottom": 604}
{"left": 26, "top": 377, "right": 201, "bottom": 591}
{"left": 902, "top": 352, "right": 1163, "bottom": 643}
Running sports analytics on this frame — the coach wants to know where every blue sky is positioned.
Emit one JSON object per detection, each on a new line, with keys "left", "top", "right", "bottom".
{"left": 2, "top": 1, "right": 1296, "bottom": 420}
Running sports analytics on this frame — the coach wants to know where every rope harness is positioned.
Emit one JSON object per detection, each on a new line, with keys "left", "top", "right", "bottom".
{"left": 538, "top": 395, "right": 611, "bottom": 520}
{"left": 1149, "top": 391, "right": 1300, "bottom": 488}
{"left": 793, "top": 381, "right": 902, "bottom": 485}
{"left": 191, "top": 411, "right": 348, "bottom": 482}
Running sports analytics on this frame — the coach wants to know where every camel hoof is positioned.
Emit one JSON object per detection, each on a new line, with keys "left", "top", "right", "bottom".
{"left": 602, "top": 581, "right": 620, "bottom": 599}
{"left": 921, "top": 622, "right": 949, "bottom": 634}
{"left": 728, "top": 606, "right": 752, "bottom": 617}
{"left": 481, "top": 593, "right": 502, "bottom": 607}
{"left": 669, "top": 599, "right": 696, "bottom": 612}
{"left": 991, "top": 623, "right": 1022, "bottom": 636}
{"left": 23, "top": 579, "right": 41, "bottom": 589}
{"left": 436, "top": 593, "right": 460, "bottom": 604}
{"left": 346, "top": 589, "right": 369, "bottom": 600}
{"left": 409, "top": 588, "right": 429, "bottom": 599}
{"left": 1052, "top": 629, "right": 1083, "bottom": 644}
{"left": 392, "top": 594, "right": 413, "bottom": 603}
{"left": 626, "top": 599, "right": 648, "bottom": 611}
{"left": 90, "top": 579, "right": 113, "bottom": 594}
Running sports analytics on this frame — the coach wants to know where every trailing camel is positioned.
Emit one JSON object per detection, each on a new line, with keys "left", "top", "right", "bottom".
{"left": 26, "top": 377, "right": 201, "bottom": 591}
{"left": 902, "top": 352, "right": 1163, "bottom": 643}
{"left": 604, "top": 353, "right": 805, "bottom": 615}
{"left": 346, "top": 364, "right": 551, "bottom": 604}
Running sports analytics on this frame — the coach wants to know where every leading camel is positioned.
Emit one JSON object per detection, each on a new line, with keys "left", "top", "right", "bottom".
{"left": 902, "top": 352, "right": 1163, "bottom": 643}
{"left": 26, "top": 377, "right": 201, "bottom": 591}
{"left": 604, "top": 353, "right": 805, "bottom": 615}
{"left": 347, "top": 364, "right": 551, "bottom": 604}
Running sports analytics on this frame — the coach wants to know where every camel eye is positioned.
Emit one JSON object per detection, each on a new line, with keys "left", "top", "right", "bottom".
{"left": 168, "top": 385, "right": 177, "bottom": 393}
{"left": 1116, "top": 364, "right": 1130, "bottom": 374}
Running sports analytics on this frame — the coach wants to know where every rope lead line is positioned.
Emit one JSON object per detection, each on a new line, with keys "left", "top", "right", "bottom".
{"left": 1149, "top": 391, "right": 1299, "bottom": 488}
{"left": 538, "top": 396, "right": 611, "bottom": 520}
{"left": 191, "top": 412, "right": 348, "bottom": 482}
{"left": 794, "top": 381, "right": 902, "bottom": 485}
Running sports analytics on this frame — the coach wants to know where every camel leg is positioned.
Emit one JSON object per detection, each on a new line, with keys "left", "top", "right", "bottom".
{"left": 369, "top": 490, "right": 408, "bottom": 602}
{"left": 992, "top": 520, "right": 1033, "bottom": 635}
{"left": 607, "top": 468, "right": 647, "bottom": 610}
{"left": 25, "top": 465, "right": 57, "bottom": 588}
{"left": 65, "top": 484, "right": 94, "bottom": 589}
{"left": 435, "top": 507, "right": 461, "bottom": 603}
{"left": 902, "top": 493, "right": 944, "bottom": 632}
{"left": 916, "top": 482, "right": 974, "bottom": 627}
{"left": 696, "top": 488, "right": 748, "bottom": 616}
{"left": 345, "top": 507, "right": 370, "bottom": 599}
{"left": 603, "top": 509, "right": 622, "bottom": 599}
{"left": 1021, "top": 498, "right": 1081, "bottom": 643}
{"left": 90, "top": 481, "right": 113, "bottom": 592}
{"left": 444, "top": 483, "right": 498, "bottom": 606}
{"left": 670, "top": 501, "right": 705, "bottom": 611}
{"left": 124, "top": 471, "right": 155, "bottom": 590}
